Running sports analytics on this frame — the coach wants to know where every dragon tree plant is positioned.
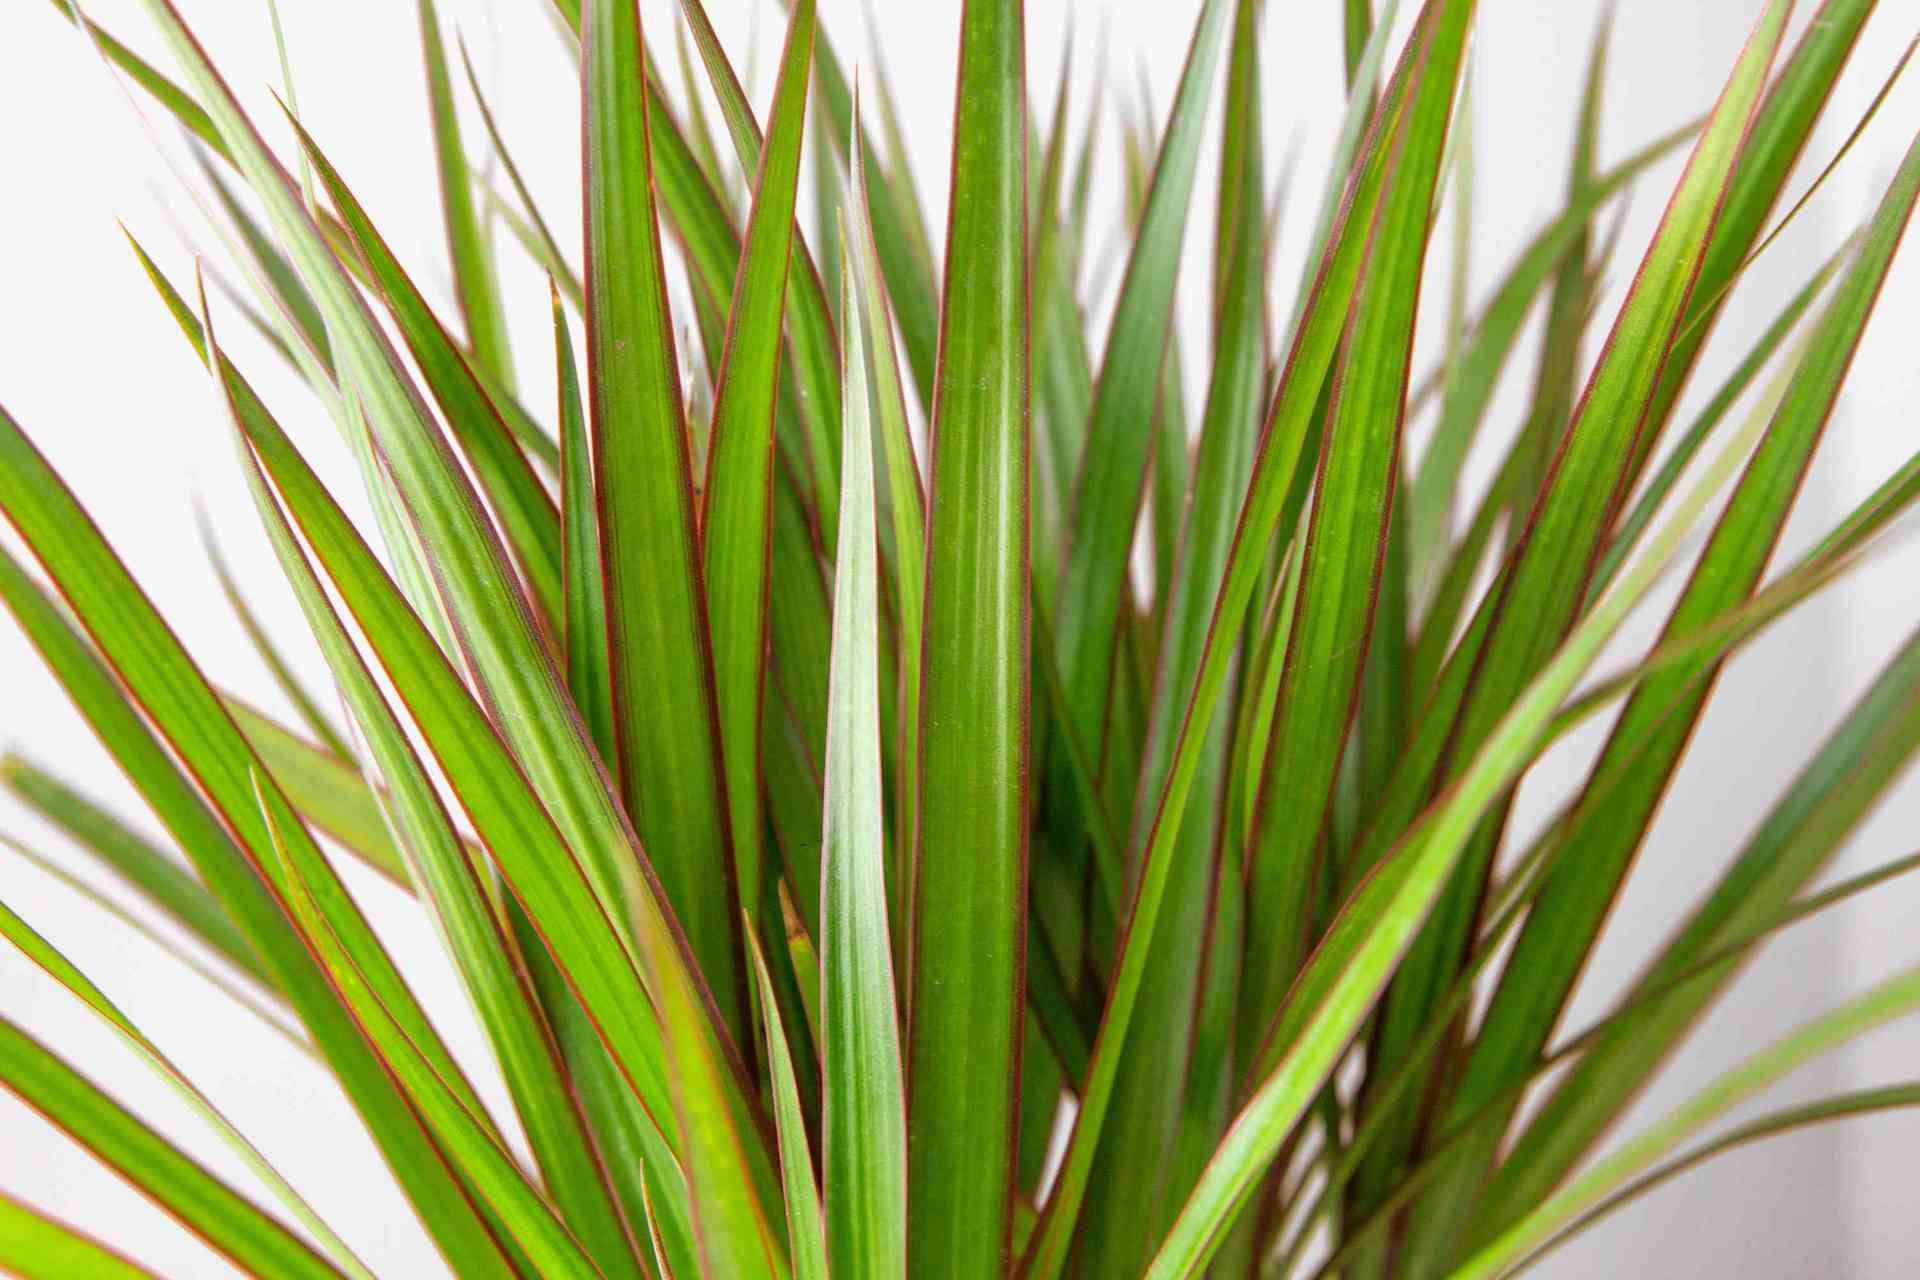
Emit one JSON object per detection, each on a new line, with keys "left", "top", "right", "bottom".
{"left": 4, "top": 0, "right": 1920, "bottom": 1276}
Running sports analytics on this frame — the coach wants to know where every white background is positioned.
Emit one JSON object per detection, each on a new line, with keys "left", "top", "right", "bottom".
{"left": 2, "top": 1, "right": 1918, "bottom": 1276}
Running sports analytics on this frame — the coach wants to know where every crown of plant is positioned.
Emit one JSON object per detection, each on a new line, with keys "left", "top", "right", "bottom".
{"left": 3, "top": 1, "right": 1920, "bottom": 1277}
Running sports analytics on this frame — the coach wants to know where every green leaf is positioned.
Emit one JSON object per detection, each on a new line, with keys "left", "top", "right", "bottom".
{"left": 198, "top": 517, "right": 352, "bottom": 761}
{"left": 225, "top": 353, "right": 652, "bottom": 1280}
{"left": 700, "top": 0, "right": 815, "bottom": 933}
{"left": 255, "top": 788, "right": 608, "bottom": 1280}
{"left": 1238, "top": 0, "right": 1468, "bottom": 1057}
{"left": 1405, "top": 110, "right": 1697, "bottom": 593}
{"left": 1027, "top": 43, "right": 1080, "bottom": 601}
{"left": 1074, "top": 1, "right": 1270, "bottom": 1266}
{"left": 1344, "top": 0, "right": 1374, "bottom": 87}
{"left": 417, "top": 0, "right": 514, "bottom": 390}
{"left": 0, "top": 754, "right": 264, "bottom": 983}
{"left": 128, "top": 8, "right": 702, "bottom": 1116}
{"left": 664, "top": 0, "right": 846, "bottom": 541}
{"left": 672, "top": 20, "right": 731, "bottom": 196}
{"left": 0, "top": 403, "right": 519, "bottom": 1279}
{"left": 285, "top": 113, "right": 565, "bottom": 642}
{"left": 582, "top": 0, "right": 746, "bottom": 1041}
{"left": 1020, "top": 4, "right": 1474, "bottom": 1271}
{"left": 0, "top": 896, "right": 372, "bottom": 1280}
{"left": 846, "top": 120, "right": 926, "bottom": 959}
{"left": 1477, "top": 612, "right": 1920, "bottom": 1246}
{"left": 822, "top": 253, "right": 909, "bottom": 1280}
{"left": 1292, "top": 836, "right": 1920, "bottom": 1280}
{"left": 865, "top": 45, "right": 941, "bottom": 307}
{"left": 1286, "top": 0, "right": 1402, "bottom": 345}
{"left": 1587, "top": 242, "right": 1847, "bottom": 601}
{"left": 1496, "top": 1081, "right": 1920, "bottom": 1278}
{"left": 1405, "top": 120, "right": 1920, "bottom": 1277}
{"left": 552, "top": 286, "right": 615, "bottom": 760}
{"left": 1149, "top": 349, "right": 1192, "bottom": 629}
{"left": 1049, "top": 0, "right": 1232, "bottom": 795}
{"left": 0, "top": 1015, "right": 349, "bottom": 1280}
{"left": 1349, "top": 1, "right": 1795, "bottom": 1219}
{"left": 906, "top": 0, "right": 1029, "bottom": 1274}
{"left": 1146, "top": 237, "right": 1790, "bottom": 1274}
{"left": 0, "top": 1191, "right": 163, "bottom": 1280}
{"left": 1453, "top": 968, "right": 1920, "bottom": 1280}
{"left": 749, "top": 936, "right": 830, "bottom": 1280}
{"left": 807, "top": 3, "right": 940, "bottom": 405}
{"left": 0, "top": 832, "right": 309, "bottom": 1059}
{"left": 555, "top": 263, "right": 706, "bottom": 1277}
{"left": 218, "top": 302, "right": 780, "bottom": 1254}
{"left": 196, "top": 154, "right": 334, "bottom": 377}
{"left": 159, "top": 230, "right": 758, "bottom": 1263}
{"left": 461, "top": 39, "right": 583, "bottom": 311}
{"left": 224, "top": 697, "right": 411, "bottom": 886}
{"left": 40, "top": 1, "right": 223, "bottom": 158}
{"left": 1631, "top": 0, "right": 1877, "bottom": 478}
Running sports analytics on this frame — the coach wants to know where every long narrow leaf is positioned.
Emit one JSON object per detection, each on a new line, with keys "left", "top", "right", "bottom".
{"left": 908, "top": 0, "right": 1030, "bottom": 1273}
{"left": 416, "top": 0, "right": 514, "bottom": 389}
{"left": 0, "top": 897, "right": 371, "bottom": 1280}
{"left": 1453, "top": 967, "right": 1920, "bottom": 1280}
{"left": 700, "top": 0, "right": 816, "bottom": 933}
{"left": 583, "top": 0, "right": 745, "bottom": 1040}
{"left": 0, "top": 403, "right": 520, "bottom": 1279}
{"left": 0, "top": 1192, "right": 163, "bottom": 1280}
{"left": 822, "top": 253, "right": 909, "bottom": 1280}
{"left": 0, "top": 1016, "right": 349, "bottom": 1280}
{"left": 1404, "top": 119, "right": 1920, "bottom": 1276}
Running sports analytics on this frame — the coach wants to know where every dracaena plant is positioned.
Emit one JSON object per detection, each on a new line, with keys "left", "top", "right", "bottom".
{"left": 4, "top": 0, "right": 1920, "bottom": 1276}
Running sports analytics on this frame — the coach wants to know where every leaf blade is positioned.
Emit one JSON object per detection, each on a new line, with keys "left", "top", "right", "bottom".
{"left": 907, "top": 0, "right": 1031, "bottom": 1273}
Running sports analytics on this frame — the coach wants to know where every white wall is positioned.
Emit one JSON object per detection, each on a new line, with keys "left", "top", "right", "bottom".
{"left": 0, "top": 1, "right": 1916, "bottom": 1275}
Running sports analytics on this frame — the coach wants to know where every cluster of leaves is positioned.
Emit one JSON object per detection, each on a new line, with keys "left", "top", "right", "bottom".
{"left": 3, "top": 0, "right": 1920, "bottom": 1277}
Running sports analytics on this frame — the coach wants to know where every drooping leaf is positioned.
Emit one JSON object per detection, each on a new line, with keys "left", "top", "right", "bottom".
{"left": 0, "top": 1015, "right": 351, "bottom": 1280}
{"left": 226, "top": 352, "right": 653, "bottom": 1280}
{"left": 0, "top": 755, "right": 264, "bottom": 983}
{"left": 0, "top": 402, "right": 520, "bottom": 1280}
{"left": 0, "top": 896, "right": 373, "bottom": 1280}
{"left": 0, "top": 1191, "right": 164, "bottom": 1280}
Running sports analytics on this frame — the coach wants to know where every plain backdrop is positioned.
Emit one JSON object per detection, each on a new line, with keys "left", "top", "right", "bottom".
{"left": 2, "top": 1, "right": 1918, "bottom": 1276}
